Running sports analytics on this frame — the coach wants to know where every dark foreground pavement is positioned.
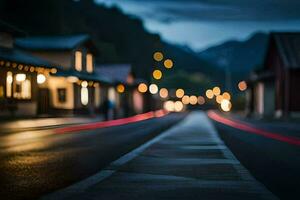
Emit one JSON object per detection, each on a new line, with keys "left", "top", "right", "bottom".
{"left": 210, "top": 112, "right": 300, "bottom": 200}
{"left": 0, "top": 113, "right": 184, "bottom": 200}
{"left": 43, "top": 111, "right": 277, "bottom": 200}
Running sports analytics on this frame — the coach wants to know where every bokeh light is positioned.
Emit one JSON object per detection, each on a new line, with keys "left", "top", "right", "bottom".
{"left": 222, "top": 92, "right": 231, "bottom": 100}
{"left": 117, "top": 84, "right": 125, "bottom": 93}
{"left": 153, "top": 69, "right": 162, "bottom": 80}
{"left": 238, "top": 81, "right": 247, "bottom": 91}
{"left": 174, "top": 101, "right": 184, "bottom": 112}
{"left": 164, "top": 100, "right": 175, "bottom": 112}
{"left": 216, "top": 95, "right": 223, "bottom": 104}
{"left": 206, "top": 89, "right": 214, "bottom": 99}
{"left": 212, "top": 86, "right": 221, "bottom": 96}
{"left": 182, "top": 95, "right": 190, "bottom": 105}
{"left": 164, "top": 59, "right": 173, "bottom": 69}
{"left": 159, "top": 88, "right": 168, "bottom": 98}
{"left": 149, "top": 84, "right": 158, "bottom": 94}
{"left": 153, "top": 52, "right": 164, "bottom": 62}
{"left": 176, "top": 88, "right": 185, "bottom": 98}
{"left": 37, "top": 74, "right": 46, "bottom": 84}
{"left": 189, "top": 95, "right": 198, "bottom": 105}
{"left": 198, "top": 96, "right": 205, "bottom": 105}
{"left": 138, "top": 83, "right": 148, "bottom": 93}
{"left": 221, "top": 99, "right": 232, "bottom": 112}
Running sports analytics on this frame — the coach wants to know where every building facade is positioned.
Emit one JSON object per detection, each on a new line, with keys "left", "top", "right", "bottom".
{"left": 247, "top": 32, "right": 300, "bottom": 118}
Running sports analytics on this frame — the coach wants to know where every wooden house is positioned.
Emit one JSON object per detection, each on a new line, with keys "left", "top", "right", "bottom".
{"left": 15, "top": 35, "right": 111, "bottom": 115}
{"left": 247, "top": 32, "right": 300, "bottom": 118}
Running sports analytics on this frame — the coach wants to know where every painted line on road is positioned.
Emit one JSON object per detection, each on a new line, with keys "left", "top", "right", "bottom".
{"left": 207, "top": 111, "right": 300, "bottom": 146}
{"left": 41, "top": 112, "right": 186, "bottom": 200}
{"left": 54, "top": 109, "right": 168, "bottom": 134}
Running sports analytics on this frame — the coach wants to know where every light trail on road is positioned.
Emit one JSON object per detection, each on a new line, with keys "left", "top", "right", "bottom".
{"left": 55, "top": 110, "right": 168, "bottom": 134}
{"left": 208, "top": 111, "right": 300, "bottom": 146}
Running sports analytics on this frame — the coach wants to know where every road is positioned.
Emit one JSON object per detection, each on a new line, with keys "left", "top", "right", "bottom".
{"left": 0, "top": 113, "right": 185, "bottom": 200}
{"left": 210, "top": 113, "right": 300, "bottom": 200}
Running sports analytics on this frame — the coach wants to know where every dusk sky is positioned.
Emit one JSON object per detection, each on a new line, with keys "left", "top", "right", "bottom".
{"left": 96, "top": 0, "right": 300, "bottom": 51}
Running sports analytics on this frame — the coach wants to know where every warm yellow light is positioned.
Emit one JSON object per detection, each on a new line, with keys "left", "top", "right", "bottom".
{"left": 86, "top": 53, "right": 93, "bottom": 73}
{"left": 174, "top": 101, "right": 184, "bottom": 112}
{"left": 159, "top": 88, "right": 168, "bottom": 99}
{"left": 212, "top": 86, "right": 221, "bottom": 96}
{"left": 164, "top": 59, "right": 173, "bottom": 69}
{"left": 6, "top": 71, "right": 12, "bottom": 97}
{"left": 206, "top": 89, "right": 214, "bottom": 99}
{"left": 67, "top": 76, "right": 79, "bottom": 83}
{"left": 164, "top": 100, "right": 175, "bottom": 112}
{"left": 149, "top": 84, "right": 158, "bottom": 94}
{"left": 81, "top": 81, "right": 88, "bottom": 88}
{"left": 153, "top": 52, "right": 164, "bottom": 62}
{"left": 117, "top": 84, "right": 125, "bottom": 93}
{"left": 198, "top": 96, "right": 205, "bottom": 105}
{"left": 51, "top": 68, "right": 57, "bottom": 74}
{"left": 75, "top": 51, "right": 82, "bottom": 71}
{"left": 16, "top": 74, "right": 26, "bottom": 82}
{"left": 238, "top": 81, "right": 247, "bottom": 91}
{"left": 138, "top": 83, "right": 148, "bottom": 93}
{"left": 81, "top": 87, "right": 89, "bottom": 106}
{"left": 216, "top": 95, "right": 223, "bottom": 104}
{"left": 189, "top": 95, "right": 198, "bottom": 105}
{"left": 221, "top": 99, "right": 232, "bottom": 112}
{"left": 153, "top": 69, "right": 162, "bottom": 80}
{"left": 37, "top": 74, "right": 46, "bottom": 84}
{"left": 176, "top": 88, "right": 184, "bottom": 98}
{"left": 222, "top": 92, "right": 231, "bottom": 100}
{"left": 182, "top": 95, "right": 190, "bottom": 105}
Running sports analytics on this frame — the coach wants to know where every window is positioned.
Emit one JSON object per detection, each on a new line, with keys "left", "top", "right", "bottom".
{"left": 86, "top": 53, "right": 93, "bottom": 73}
{"left": 13, "top": 73, "right": 31, "bottom": 99}
{"left": 81, "top": 81, "right": 89, "bottom": 106}
{"left": 75, "top": 51, "right": 82, "bottom": 71}
{"left": 57, "top": 88, "right": 67, "bottom": 103}
{"left": 6, "top": 71, "right": 12, "bottom": 97}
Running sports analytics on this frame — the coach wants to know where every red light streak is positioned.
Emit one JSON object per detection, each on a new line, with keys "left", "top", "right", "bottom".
{"left": 208, "top": 111, "right": 300, "bottom": 146}
{"left": 55, "top": 110, "right": 168, "bottom": 134}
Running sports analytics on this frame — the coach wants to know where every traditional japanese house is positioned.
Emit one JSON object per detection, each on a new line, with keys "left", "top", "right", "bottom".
{"left": 15, "top": 35, "right": 110, "bottom": 115}
{"left": 247, "top": 32, "right": 300, "bottom": 118}
{"left": 96, "top": 64, "right": 146, "bottom": 117}
{"left": 0, "top": 22, "right": 59, "bottom": 117}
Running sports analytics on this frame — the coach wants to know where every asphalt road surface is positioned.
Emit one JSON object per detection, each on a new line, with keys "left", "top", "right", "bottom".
{"left": 212, "top": 120, "right": 300, "bottom": 200}
{"left": 0, "top": 113, "right": 185, "bottom": 200}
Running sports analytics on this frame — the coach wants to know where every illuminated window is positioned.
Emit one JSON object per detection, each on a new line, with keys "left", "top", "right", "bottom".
{"left": 6, "top": 71, "right": 12, "bottom": 97}
{"left": 75, "top": 51, "right": 82, "bottom": 71}
{"left": 86, "top": 53, "right": 93, "bottom": 73}
{"left": 0, "top": 86, "right": 4, "bottom": 98}
{"left": 81, "top": 81, "right": 89, "bottom": 106}
{"left": 13, "top": 74, "right": 31, "bottom": 99}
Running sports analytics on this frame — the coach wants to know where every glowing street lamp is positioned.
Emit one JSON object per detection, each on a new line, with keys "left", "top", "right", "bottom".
{"left": 206, "top": 89, "right": 214, "bottom": 99}
{"left": 153, "top": 69, "right": 162, "bottom": 80}
{"left": 220, "top": 99, "right": 232, "bottom": 112}
{"left": 138, "top": 83, "right": 148, "bottom": 93}
{"left": 117, "top": 84, "right": 125, "bottom": 93}
{"left": 149, "top": 84, "right": 158, "bottom": 94}
{"left": 176, "top": 88, "right": 184, "bottom": 98}
{"left": 189, "top": 95, "right": 198, "bottom": 105}
{"left": 164, "top": 59, "right": 173, "bottom": 69}
{"left": 37, "top": 74, "right": 46, "bottom": 84}
{"left": 159, "top": 88, "right": 168, "bottom": 99}
{"left": 182, "top": 95, "right": 190, "bottom": 105}
{"left": 212, "top": 86, "right": 221, "bottom": 96}
{"left": 153, "top": 52, "right": 164, "bottom": 62}
{"left": 238, "top": 81, "right": 247, "bottom": 91}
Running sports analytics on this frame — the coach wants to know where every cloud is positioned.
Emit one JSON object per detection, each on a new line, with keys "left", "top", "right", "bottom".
{"left": 96, "top": 0, "right": 300, "bottom": 22}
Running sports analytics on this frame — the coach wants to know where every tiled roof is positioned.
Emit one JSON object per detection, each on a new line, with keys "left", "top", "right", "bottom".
{"left": 0, "top": 47, "right": 58, "bottom": 69}
{"left": 15, "top": 34, "right": 90, "bottom": 51}
{"left": 95, "top": 64, "right": 132, "bottom": 83}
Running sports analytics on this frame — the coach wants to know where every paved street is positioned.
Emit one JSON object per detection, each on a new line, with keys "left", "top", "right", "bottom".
{"left": 43, "top": 112, "right": 277, "bottom": 200}
{"left": 209, "top": 112, "right": 300, "bottom": 199}
{"left": 0, "top": 113, "right": 185, "bottom": 200}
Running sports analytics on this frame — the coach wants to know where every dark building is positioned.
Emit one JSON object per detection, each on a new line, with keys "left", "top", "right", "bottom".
{"left": 247, "top": 32, "right": 300, "bottom": 118}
